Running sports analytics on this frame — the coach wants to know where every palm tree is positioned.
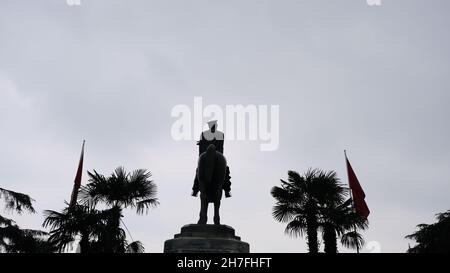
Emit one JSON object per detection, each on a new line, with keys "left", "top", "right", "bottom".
{"left": 126, "top": 241, "right": 145, "bottom": 253}
{"left": 271, "top": 169, "right": 334, "bottom": 253}
{"left": 80, "top": 167, "right": 158, "bottom": 253}
{"left": 319, "top": 198, "right": 368, "bottom": 253}
{"left": 43, "top": 204, "right": 104, "bottom": 252}
{"left": 311, "top": 170, "right": 368, "bottom": 253}
{"left": 271, "top": 169, "right": 368, "bottom": 253}
{"left": 341, "top": 230, "right": 365, "bottom": 251}
{"left": 44, "top": 167, "right": 158, "bottom": 253}
{"left": 80, "top": 167, "right": 159, "bottom": 213}
{"left": 43, "top": 204, "right": 146, "bottom": 253}
{"left": 406, "top": 210, "right": 450, "bottom": 253}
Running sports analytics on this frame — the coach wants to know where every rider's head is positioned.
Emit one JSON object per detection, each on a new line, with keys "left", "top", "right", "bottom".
{"left": 207, "top": 120, "right": 217, "bottom": 133}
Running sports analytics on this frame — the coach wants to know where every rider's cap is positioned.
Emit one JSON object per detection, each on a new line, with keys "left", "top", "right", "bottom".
{"left": 207, "top": 120, "right": 218, "bottom": 127}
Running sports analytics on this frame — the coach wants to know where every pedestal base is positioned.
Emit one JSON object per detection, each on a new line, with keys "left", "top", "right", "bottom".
{"left": 164, "top": 224, "right": 250, "bottom": 253}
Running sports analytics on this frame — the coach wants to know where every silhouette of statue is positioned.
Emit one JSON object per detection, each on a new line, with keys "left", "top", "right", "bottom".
{"left": 192, "top": 120, "right": 231, "bottom": 225}
{"left": 198, "top": 120, "right": 224, "bottom": 155}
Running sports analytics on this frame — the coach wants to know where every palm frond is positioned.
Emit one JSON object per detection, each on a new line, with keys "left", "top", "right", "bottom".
{"left": 82, "top": 167, "right": 159, "bottom": 212}
{"left": 272, "top": 204, "right": 297, "bottom": 223}
{"left": 341, "top": 230, "right": 365, "bottom": 250}
{"left": 79, "top": 170, "right": 108, "bottom": 207}
{"left": 284, "top": 218, "right": 307, "bottom": 238}
{"left": 21, "top": 229, "right": 48, "bottom": 237}
{"left": 271, "top": 186, "right": 296, "bottom": 203}
{"left": 126, "top": 240, "right": 145, "bottom": 253}
{"left": 136, "top": 198, "right": 159, "bottom": 215}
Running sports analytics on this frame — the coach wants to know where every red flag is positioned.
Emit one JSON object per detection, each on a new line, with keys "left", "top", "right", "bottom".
{"left": 345, "top": 152, "right": 370, "bottom": 219}
{"left": 69, "top": 140, "right": 85, "bottom": 208}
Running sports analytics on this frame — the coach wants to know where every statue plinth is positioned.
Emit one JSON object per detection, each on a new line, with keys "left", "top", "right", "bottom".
{"left": 164, "top": 224, "right": 250, "bottom": 253}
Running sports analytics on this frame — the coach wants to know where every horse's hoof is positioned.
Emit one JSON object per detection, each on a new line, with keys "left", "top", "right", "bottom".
{"left": 197, "top": 218, "right": 207, "bottom": 225}
{"left": 213, "top": 217, "right": 220, "bottom": 225}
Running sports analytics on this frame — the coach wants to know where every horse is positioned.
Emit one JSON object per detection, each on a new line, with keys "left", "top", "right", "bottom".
{"left": 195, "top": 144, "right": 228, "bottom": 225}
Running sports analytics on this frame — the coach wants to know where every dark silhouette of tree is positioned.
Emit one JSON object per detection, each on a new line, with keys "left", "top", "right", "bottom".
{"left": 271, "top": 169, "right": 368, "bottom": 253}
{"left": 271, "top": 169, "right": 323, "bottom": 253}
{"left": 0, "top": 187, "right": 55, "bottom": 253}
{"left": 313, "top": 170, "right": 346, "bottom": 253}
{"left": 43, "top": 167, "right": 158, "bottom": 253}
{"left": 126, "top": 240, "right": 145, "bottom": 253}
{"left": 0, "top": 187, "right": 35, "bottom": 214}
{"left": 43, "top": 204, "right": 106, "bottom": 252}
{"left": 1, "top": 226, "right": 56, "bottom": 253}
{"left": 406, "top": 210, "right": 450, "bottom": 253}
{"left": 341, "top": 230, "right": 365, "bottom": 251}
{"left": 81, "top": 167, "right": 158, "bottom": 214}
{"left": 81, "top": 167, "right": 158, "bottom": 253}
{"left": 320, "top": 198, "right": 368, "bottom": 253}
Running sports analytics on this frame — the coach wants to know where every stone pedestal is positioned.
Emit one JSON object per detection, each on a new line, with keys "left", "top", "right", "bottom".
{"left": 164, "top": 224, "right": 250, "bottom": 253}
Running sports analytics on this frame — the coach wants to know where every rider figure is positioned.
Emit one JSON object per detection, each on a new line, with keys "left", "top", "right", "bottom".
{"left": 192, "top": 120, "right": 231, "bottom": 198}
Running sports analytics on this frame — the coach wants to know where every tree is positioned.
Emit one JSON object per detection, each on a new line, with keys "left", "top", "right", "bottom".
{"left": 0, "top": 187, "right": 54, "bottom": 253}
{"left": 81, "top": 167, "right": 159, "bottom": 214}
{"left": 80, "top": 167, "right": 158, "bottom": 252}
{"left": 319, "top": 198, "right": 368, "bottom": 253}
{"left": 43, "top": 204, "right": 105, "bottom": 252}
{"left": 271, "top": 169, "right": 368, "bottom": 253}
{"left": 0, "top": 187, "right": 35, "bottom": 214}
{"left": 341, "top": 230, "right": 365, "bottom": 251}
{"left": 406, "top": 210, "right": 450, "bottom": 253}
{"left": 271, "top": 169, "right": 328, "bottom": 253}
{"left": 43, "top": 167, "right": 158, "bottom": 253}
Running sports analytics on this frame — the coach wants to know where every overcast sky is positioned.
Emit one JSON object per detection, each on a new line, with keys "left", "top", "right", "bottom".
{"left": 1, "top": 0, "right": 449, "bottom": 253}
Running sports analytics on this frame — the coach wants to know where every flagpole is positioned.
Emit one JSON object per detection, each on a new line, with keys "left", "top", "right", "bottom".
{"left": 345, "top": 150, "right": 360, "bottom": 254}
{"left": 69, "top": 140, "right": 85, "bottom": 209}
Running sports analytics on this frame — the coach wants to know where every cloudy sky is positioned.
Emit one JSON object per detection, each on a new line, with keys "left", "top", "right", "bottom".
{"left": 1, "top": 0, "right": 449, "bottom": 253}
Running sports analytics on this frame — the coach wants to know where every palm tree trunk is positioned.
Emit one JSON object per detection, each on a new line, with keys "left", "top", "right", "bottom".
{"left": 306, "top": 211, "right": 319, "bottom": 253}
{"left": 323, "top": 224, "right": 337, "bottom": 254}
{"left": 79, "top": 232, "right": 90, "bottom": 253}
{"left": 104, "top": 205, "right": 123, "bottom": 253}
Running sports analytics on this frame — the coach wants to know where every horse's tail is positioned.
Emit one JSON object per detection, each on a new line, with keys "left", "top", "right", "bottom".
{"left": 198, "top": 144, "right": 217, "bottom": 188}
{"left": 203, "top": 145, "right": 217, "bottom": 184}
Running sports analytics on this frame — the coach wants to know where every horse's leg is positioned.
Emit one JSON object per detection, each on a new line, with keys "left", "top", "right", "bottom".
{"left": 198, "top": 196, "right": 208, "bottom": 224}
{"left": 213, "top": 200, "right": 221, "bottom": 225}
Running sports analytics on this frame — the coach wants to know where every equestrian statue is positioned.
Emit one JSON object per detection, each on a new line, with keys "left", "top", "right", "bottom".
{"left": 192, "top": 120, "right": 231, "bottom": 225}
